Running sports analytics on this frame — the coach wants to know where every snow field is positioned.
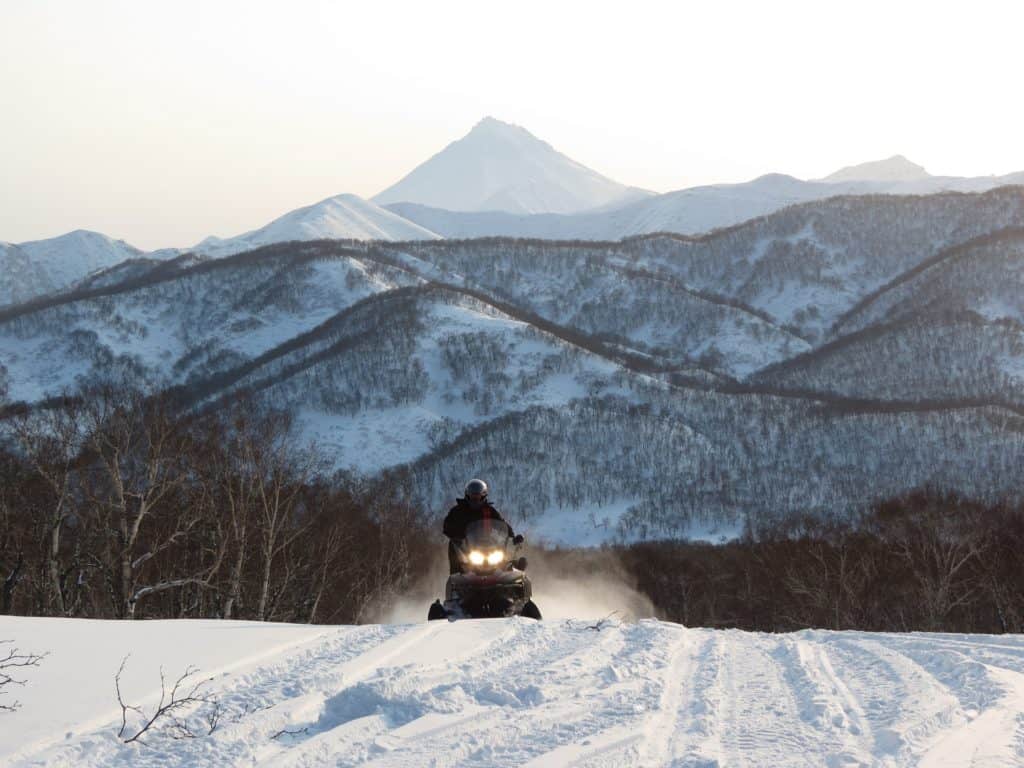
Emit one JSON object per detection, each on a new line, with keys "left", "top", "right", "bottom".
{"left": 4, "top": 616, "right": 1024, "bottom": 766}
{"left": 0, "top": 617, "right": 334, "bottom": 764}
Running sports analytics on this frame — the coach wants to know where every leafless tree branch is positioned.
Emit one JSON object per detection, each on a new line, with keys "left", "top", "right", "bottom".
{"left": 271, "top": 726, "right": 309, "bottom": 740}
{"left": 114, "top": 655, "right": 215, "bottom": 743}
{"left": 0, "top": 641, "right": 46, "bottom": 713}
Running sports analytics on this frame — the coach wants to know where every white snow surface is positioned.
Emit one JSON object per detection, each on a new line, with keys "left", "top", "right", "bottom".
{"left": 4, "top": 615, "right": 1024, "bottom": 767}
{"left": 372, "top": 117, "right": 652, "bottom": 215}
{"left": 192, "top": 194, "right": 441, "bottom": 258}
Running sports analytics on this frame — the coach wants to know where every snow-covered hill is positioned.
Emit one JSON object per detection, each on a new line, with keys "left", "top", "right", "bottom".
{"left": 372, "top": 117, "right": 652, "bottom": 215}
{"left": 0, "top": 242, "right": 52, "bottom": 307}
{"left": 388, "top": 164, "right": 1024, "bottom": 242}
{"left": 390, "top": 187, "right": 1024, "bottom": 344}
{"left": 0, "top": 231, "right": 144, "bottom": 307}
{"left": 4, "top": 615, "right": 1024, "bottom": 767}
{"left": 6, "top": 189, "right": 1024, "bottom": 540}
{"left": 381, "top": 238, "right": 811, "bottom": 376}
{"left": 192, "top": 194, "right": 440, "bottom": 258}
{"left": 385, "top": 173, "right": 846, "bottom": 240}
{"left": 822, "top": 154, "right": 932, "bottom": 183}
{"left": 753, "top": 229, "right": 1024, "bottom": 405}
{"left": 201, "top": 288, "right": 638, "bottom": 475}
{"left": 0, "top": 243, "right": 417, "bottom": 403}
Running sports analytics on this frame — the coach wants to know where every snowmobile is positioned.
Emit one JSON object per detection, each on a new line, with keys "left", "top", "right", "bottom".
{"left": 429, "top": 519, "right": 541, "bottom": 620}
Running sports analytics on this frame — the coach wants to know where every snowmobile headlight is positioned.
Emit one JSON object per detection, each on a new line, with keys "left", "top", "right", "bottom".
{"left": 468, "top": 550, "right": 485, "bottom": 565}
{"left": 486, "top": 550, "right": 505, "bottom": 565}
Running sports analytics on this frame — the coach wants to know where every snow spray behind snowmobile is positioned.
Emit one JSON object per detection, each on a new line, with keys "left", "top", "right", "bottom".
{"left": 429, "top": 519, "right": 541, "bottom": 620}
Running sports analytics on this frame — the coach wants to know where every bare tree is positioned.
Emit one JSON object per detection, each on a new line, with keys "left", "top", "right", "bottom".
{"left": 241, "top": 412, "right": 321, "bottom": 621}
{"left": 0, "top": 641, "right": 46, "bottom": 712}
{"left": 114, "top": 655, "right": 215, "bottom": 743}
{"left": 304, "top": 520, "right": 349, "bottom": 623}
{"left": 78, "top": 388, "right": 205, "bottom": 618}
{"left": 872, "top": 492, "right": 990, "bottom": 631}
{"left": 8, "top": 402, "right": 85, "bottom": 615}
{"left": 0, "top": 461, "right": 25, "bottom": 614}
{"left": 0, "top": 389, "right": 432, "bottom": 625}
{"left": 350, "top": 495, "right": 421, "bottom": 623}
{"left": 195, "top": 408, "right": 261, "bottom": 620}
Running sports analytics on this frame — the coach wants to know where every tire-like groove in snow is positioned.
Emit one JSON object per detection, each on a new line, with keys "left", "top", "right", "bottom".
{"left": 15, "top": 620, "right": 1024, "bottom": 767}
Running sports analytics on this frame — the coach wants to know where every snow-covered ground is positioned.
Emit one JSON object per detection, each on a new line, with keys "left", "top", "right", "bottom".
{"left": 3, "top": 615, "right": 1023, "bottom": 767}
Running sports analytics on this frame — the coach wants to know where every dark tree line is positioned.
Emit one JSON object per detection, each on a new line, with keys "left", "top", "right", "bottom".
{"left": 4, "top": 386, "right": 1021, "bottom": 635}
{"left": 0, "top": 386, "right": 430, "bottom": 623}
{"left": 620, "top": 489, "right": 1024, "bottom": 633}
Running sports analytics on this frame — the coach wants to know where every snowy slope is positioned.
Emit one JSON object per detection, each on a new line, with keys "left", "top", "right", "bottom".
{"left": 625, "top": 188, "right": 1024, "bottom": 341}
{"left": 0, "top": 242, "right": 53, "bottom": 307}
{"left": 193, "top": 194, "right": 441, "bottom": 258}
{"left": 372, "top": 117, "right": 652, "bottom": 215}
{"left": 194, "top": 287, "right": 640, "bottom": 475}
{"left": 0, "top": 247, "right": 417, "bottom": 403}
{"left": 753, "top": 230, "right": 1024, "bottom": 403}
{"left": 381, "top": 239, "right": 811, "bottom": 376}
{"left": 392, "top": 187, "right": 1024, "bottom": 344}
{"left": 5, "top": 615, "right": 1024, "bottom": 767}
{"left": 0, "top": 231, "right": 144, "bottom": 307}
{"left": 850, "top": 229, "right": 1024, "bottom": 331}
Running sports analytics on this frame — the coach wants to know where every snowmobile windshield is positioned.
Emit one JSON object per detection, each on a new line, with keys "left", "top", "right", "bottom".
{"left": 463, "top": 519, "right": 511, "bottom": 549}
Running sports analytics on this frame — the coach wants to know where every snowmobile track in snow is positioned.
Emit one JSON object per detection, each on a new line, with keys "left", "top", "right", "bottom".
{"left": 10, "top": 619, "right": 1024, "bottom": 767}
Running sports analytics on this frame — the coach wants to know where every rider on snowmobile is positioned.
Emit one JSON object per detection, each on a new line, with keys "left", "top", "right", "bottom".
{"left": 443, "top": 479, "right": 523, "bottom": 574}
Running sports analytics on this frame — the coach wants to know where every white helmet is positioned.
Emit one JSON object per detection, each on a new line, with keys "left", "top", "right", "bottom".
{"left": 464, "top": 478, "right": 488, "bottom": 500}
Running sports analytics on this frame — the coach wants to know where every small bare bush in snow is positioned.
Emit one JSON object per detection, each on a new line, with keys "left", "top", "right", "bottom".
{"left": 114, "top": 655, "right": 218, "bottom": 743}
{"left": 0, "top": 640, "right": 46, "bottom": 713}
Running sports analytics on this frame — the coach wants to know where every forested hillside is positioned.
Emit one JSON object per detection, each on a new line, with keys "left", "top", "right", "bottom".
{"left": 3, "top": 188, "right": 1024, "bottom": 542}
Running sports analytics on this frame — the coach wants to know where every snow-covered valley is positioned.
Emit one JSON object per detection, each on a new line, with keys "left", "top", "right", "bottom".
{"left": 4, "top": 615, "right": 1024, "bottom": 767}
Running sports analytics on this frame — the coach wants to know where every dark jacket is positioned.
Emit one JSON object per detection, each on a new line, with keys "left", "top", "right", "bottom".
{"left": 442, "top": 498, "right": 515, "bottom": 540}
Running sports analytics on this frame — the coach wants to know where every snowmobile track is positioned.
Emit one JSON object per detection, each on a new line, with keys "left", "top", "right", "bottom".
{"left": 11, "top": 619, "right": 1024, "bottom": 767}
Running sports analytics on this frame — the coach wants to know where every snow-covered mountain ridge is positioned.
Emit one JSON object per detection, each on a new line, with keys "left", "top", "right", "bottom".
{"left": 7, "top": 116, "right": 1024, "bottom": 310}
{"left": 388, "top": 177, "right": 1024, "bottom": 241}
{"left": 5, "top": 615, "right": 1024, "bottom": 767}
{"left": 822, "top": 154, "right": 931, "bottom": 183}
{"left": 0, "top": 230, "right": 145, "bottom": 307}
{"left": 5, "top": 188, "right": 1024, "bottom": 541}
{"left": 192, "top": 193, "right": 441, "bottom": 259}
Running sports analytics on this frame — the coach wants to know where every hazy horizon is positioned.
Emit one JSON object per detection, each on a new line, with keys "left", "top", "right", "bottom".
{"left": 3, "top": 0, "right": 1024, "bottom": 249}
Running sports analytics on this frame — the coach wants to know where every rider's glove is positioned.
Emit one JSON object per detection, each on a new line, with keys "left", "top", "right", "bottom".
{"left": 513, "top": 534, "right": 524, "bottom": 545}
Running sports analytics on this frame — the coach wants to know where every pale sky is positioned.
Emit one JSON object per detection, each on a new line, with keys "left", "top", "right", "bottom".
{"left": 2, "top": 0, "right": 1023, "bottom": 250}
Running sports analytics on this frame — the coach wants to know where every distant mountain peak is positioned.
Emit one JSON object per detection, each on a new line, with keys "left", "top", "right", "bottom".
{"left": 467, "top": 116, "right": 543, "bottom": 141}
{"left": 471, "top": 115, "right": 522, "bottom": 133}
{"left": 372, "top": 117, "right": 652, "bottom": 215}
{"left": 823, "top": 155, "right": 931, "bottom": 183}
{"left": 0, "top": 229, "right": 146, "bottom": 307}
